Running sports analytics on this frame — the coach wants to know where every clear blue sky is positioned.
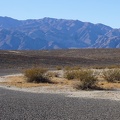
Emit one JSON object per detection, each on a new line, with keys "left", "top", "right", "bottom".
{"left": 0, "top": 0, "right": 120, "bottom": 28}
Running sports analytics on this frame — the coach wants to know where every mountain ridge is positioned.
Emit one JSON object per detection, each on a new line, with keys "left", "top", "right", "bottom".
{"left": 0, "top": 16, "right": 120, "bottom": 49}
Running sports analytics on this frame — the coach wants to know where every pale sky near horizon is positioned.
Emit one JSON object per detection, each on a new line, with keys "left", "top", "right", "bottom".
{"left": 0, "top": 0, "right": 120, "bottom": 28}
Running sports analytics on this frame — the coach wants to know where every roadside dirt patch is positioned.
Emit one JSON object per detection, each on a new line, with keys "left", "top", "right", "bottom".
{"left": 0, "top": 73, "right": 120, "bottom": 101}
{"left": 0, "top": 75, "right": 77, "bottom": 90}
{"left": 0, "top": 74, "right": 120, "bottom": 90}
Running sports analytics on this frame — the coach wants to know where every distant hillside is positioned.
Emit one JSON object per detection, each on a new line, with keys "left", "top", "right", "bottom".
{"left": 0, "top": 16, "right": 120, "bottom": 49}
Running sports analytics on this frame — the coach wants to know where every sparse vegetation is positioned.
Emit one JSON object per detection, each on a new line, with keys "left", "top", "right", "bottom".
{"left": 64, "top": 66, "right": 72, "bottom": 71}
{"left": 64, "top": 66, "right": 81, "bottom": 71}
{"left": 46, "top": 71, "right": 59, "bottom": 78}
{"left": 72, "top": 66, "right": 81, "bottom": 70}
{"left": 91, "top": 66, "right": 107, "bottom": 69}
{"left": 24, "top": 68, "right": 52, "bottom": 83}
{"left": 107, "top": 65, "right": 120, "bottom": 69}
{"left": 0, "top": 49, "right": 120, "bottom": 91}
{"left": 102, "top": 69, "right": 120, "bottom": 83}
{"left": 64, "top": 69, "right": 100, "bottom": 90}
{"left": 1, "top": 67, "right": 120, "bottom": 90}
{"left": 56, "top": 66, "right": 62, "bottom": 70}
{"left": 74, "top": 70, "right": 99, "bottom": 90}
{"left": 64, "top": 70, "right": 80, "bottom": 80}
{"left": 91, "top": 65, "right": 120, "bottom": 69}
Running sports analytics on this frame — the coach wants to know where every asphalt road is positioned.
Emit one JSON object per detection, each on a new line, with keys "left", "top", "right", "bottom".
{"left": 0, "top": 88, "right": 120, "bottom": 120}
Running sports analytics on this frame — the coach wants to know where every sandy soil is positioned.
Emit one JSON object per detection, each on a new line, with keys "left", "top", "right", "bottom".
{"left": 0, "top": 74, "right": 120, "bottom": 101}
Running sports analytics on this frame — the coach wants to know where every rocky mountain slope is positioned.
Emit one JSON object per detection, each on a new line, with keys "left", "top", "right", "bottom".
{"left": 0, "top": 16, "right": 120, "bottom": 49}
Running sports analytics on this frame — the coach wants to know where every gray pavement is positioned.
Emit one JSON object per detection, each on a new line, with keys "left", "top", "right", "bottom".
{"left": 0, "top": 88, "right": 120, "bottom": 120}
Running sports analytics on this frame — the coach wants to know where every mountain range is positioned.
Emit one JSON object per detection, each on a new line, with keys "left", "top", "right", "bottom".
{"left": 0, "top": 16, "right": 120, "bottom": 50}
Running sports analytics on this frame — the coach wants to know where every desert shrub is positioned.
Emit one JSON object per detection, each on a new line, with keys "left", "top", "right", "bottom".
{"left": 64, "top": 70, "right": 81, "bottom": 80}
{"left": 91, "top": 66, "right": 107, "bottom": 69}
{"left": 106, "top": 65, "right": 120, "bottom": 69}
{"left": 24, "top": 68, "right": 51, "bottom": 83}
{"left": 64, "top": 66, "right": 72, "bottom": 71}
{"left": 46, "top": 71, "right": 59, "bottom": 78}
{"left": 75, "top": 70, "right": 98, "bottom": 90}
{"left": 56, "top": 66, "right": 62, "bottom": 70}
{"left": 64, "top": 71, "right": 75, "bottom": 80}
{"left": 64, "top": 66, "right": 80, "bottom": 71}
{"left": 90, "top": 65, "right": 120, "bottom": 69}
{"left": 102, "top": 69, "right": 120, "bottom": 82}
{"left": 72, "top": 66, "right": 81, "bottom": 70}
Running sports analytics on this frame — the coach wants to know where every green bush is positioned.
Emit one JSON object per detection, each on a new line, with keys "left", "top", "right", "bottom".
{"left": 102, "top": 69, "right": 120, "bottom": 82}
{"left": 75, "top": 70, "right": 98, "bottom": 90}
{"left": 24, "top": 68, "right": 51, "bottom": 83}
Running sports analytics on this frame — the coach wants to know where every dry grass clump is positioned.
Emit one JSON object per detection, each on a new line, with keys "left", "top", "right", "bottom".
{"left": 91, "top": 65, "right": 120, "bottom": 69}
{"left": 1, "top": 68, "right": 120, "bottom": 90}
{"left": 75, "top": 70, "right": 99, "bottom": 90}
{"left": 64, "top": 66, "right": 71, "bottom": 71}
{"left": 102, "top": 69, "right": 120, "bottom": 83}
{"left": 56, "top": 66, "right": 62, "bottom": 70}
{"left": 24, "top": 68, "right": 52, "bottom": 83}
{"left": 64, "top": 66, "right": 81, "bottom": 71}
{"left": 91, "top": 66, "right": 107, "bottom": 69}
{"left": 46, "top": 71, "right": 59, "bottom": 78}
{"left": 64, "top": 66, "right": 81, "bottom": 80}
{"left": 64, "top": 70, "right": 81, "bottom": 80}
{"left": 106, "top": 65, "right": 120, "bottom": 69}
{"left": 64, "top": 69, "right": 100, "bottom": 90}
